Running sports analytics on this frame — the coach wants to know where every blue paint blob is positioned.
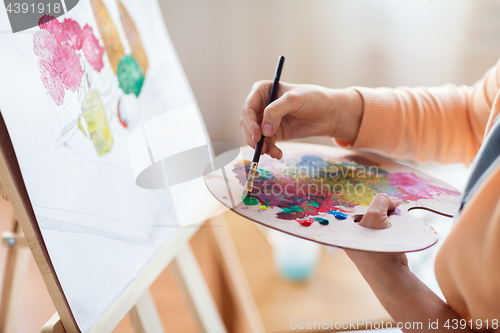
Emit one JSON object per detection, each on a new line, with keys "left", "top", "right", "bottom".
{"left": 328, "top": 210, "right": 347, "bottom": 220}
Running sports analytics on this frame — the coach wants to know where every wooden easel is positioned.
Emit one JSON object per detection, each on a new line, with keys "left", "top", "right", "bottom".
{"left": 0, "top": 214, "right": 30, "bottom": 333}
{"left": 0, "top": 198, "right": 264, "bottom": 333}
{"left": 0, "top": 127, "right": 264, "bottom": 332}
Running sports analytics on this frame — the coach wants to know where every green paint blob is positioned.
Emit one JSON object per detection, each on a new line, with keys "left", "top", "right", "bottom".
{"left": 257, "top": 168, "right": 272, "bottom": 179}
{"left": 117, "top": 55, "right": 145, "bottom": 97}
{"left": 314, "top": 217, "right": 329, "bottom": 225}
{"left": 308, "top": 201, "right": 320, "bottom": 208}
{"left": 281, "top": 205, "right": 303, "bottom": 214}
{"left": 242, "top": 195, "right": 259, "bottom": 206}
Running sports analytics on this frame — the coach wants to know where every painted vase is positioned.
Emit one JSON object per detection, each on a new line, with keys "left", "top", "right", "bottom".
{"left": 82, "top": 90, "right": 113, "bottom": 156}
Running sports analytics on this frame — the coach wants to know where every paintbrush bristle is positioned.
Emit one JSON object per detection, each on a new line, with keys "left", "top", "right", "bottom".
{"left": 245, "top": 174, "right": 255, "bottom": 193}
{"left": 243, "top": 162, "right": 258, "bottom": 197}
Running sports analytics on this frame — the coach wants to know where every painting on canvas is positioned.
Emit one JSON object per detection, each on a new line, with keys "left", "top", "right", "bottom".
{"left": 0, "top": 0, "right": 207, "bottom": 331}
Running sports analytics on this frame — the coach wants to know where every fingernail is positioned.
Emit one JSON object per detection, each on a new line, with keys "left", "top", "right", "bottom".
{"left": 262, "top": 123, "right": 272, "bottom": 136}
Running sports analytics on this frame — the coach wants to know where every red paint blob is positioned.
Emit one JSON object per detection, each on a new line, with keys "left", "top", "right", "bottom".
{"left": 297, "top": 218, "right": 314, "bottom": 227}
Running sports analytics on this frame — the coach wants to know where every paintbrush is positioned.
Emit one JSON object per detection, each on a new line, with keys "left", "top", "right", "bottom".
{"left": 244, "top": 55, "right": 285, "bottom": 198}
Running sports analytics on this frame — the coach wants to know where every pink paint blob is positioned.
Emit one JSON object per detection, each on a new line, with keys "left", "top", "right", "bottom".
{"left": 82, "top": 24, "right": 105, "bottom": 72}
{"left": 53, "top": 44, "right": 83, "bottom": 92}
{"left": 61, "top": 18, "right": 83, "bottom": 50}
{"left": 38, "top": 15, "right": 61, "bottom": 35}
{"left": 37, "top": 58, "right": 65, "bottom": 105}
{"left": 388, "top": 173, "right": 457, "bottom": 201}
{"left": 33, "top": 30, "right": 57, "bottom": 60}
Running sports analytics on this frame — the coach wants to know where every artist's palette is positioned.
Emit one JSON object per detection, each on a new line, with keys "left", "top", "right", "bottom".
{"left": 204, "top": 143, "right": 461, "bottom": 252}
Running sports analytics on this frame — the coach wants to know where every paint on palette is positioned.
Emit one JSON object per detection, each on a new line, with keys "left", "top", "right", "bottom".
{"left": 297, "top": 218, "right": 313, "bottom": 227}
{"left": 235, "top": 154, "right": 459, "bottom": 227}
{"left": 259, "top": 199, "right": 271, "bottom": 210}
{"left": 328, "top": 211, "right": 347, "bottom": 220}
{"left": 241, "top": 195, "right": 259, "bottom": 206}
{"left": 314, "top": 217, "right": 329, "bottom": 225}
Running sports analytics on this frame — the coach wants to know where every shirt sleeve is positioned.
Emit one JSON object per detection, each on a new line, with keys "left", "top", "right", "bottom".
{"left": 335, "top": 59, "right": 500, "bottom": 165}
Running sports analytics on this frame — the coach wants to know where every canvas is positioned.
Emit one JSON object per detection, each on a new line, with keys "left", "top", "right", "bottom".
{"left": 0, "top": 0, "right": 208, "bottom": 331}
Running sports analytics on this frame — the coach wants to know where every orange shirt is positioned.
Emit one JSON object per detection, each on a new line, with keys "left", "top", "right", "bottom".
{"left": 337, "top": 59, "right": 500, "bottom": 322}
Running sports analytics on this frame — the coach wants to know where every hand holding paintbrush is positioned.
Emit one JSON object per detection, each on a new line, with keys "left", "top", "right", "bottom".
{"left": 244, "top": 55, "right": 285, "bottom": 197}
{"left": 240, "top": 66, "right": 363, "bottom": 164}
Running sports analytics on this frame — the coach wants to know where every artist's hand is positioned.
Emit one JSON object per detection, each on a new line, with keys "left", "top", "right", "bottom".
{"left": 344, "top": 194, "right": 475, "bottom": 332}
{"left": 239, "top": 81, "right": 363, "bottom": 159}
{"left": 344, "top": 193, "right": 408, "bottom": 270}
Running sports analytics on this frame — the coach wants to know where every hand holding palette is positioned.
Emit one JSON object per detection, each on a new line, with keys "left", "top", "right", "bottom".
{"left": 204, "top": 143, "right": 461, "bottom": 252}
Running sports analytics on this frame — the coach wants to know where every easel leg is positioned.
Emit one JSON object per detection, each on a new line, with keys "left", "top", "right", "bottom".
{"left": 170, "top": 243, "right": 227, "bottom": 333}
{"left": 208, "top": 213, "right": 265, "bottom": 333}
{"left": 128, "top": 290, "right": 165, "bottom": 333}
{"left": 0, "top": 217, "right": 30, "bottom": 333}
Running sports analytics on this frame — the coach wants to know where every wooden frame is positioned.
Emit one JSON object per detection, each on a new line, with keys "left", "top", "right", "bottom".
{"left": 0, "top": 115, "right": 79, "bottom": 332}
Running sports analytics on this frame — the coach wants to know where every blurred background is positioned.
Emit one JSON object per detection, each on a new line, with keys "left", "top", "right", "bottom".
{"left": 3, "top": 0, "right": 500, "bottom": 332}
{"left": 157, "top": 0, "right": 499, "bottom": 330}
{"left": 159, "top": 0, "right": 500, "bottom": 149}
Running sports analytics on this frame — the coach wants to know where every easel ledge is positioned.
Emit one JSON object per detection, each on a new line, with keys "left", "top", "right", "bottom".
{"left": 42, "top": 313, "right": 65, "bottom": 333}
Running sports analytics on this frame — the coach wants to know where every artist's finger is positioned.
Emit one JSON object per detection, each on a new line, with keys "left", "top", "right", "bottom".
{"left": 261, "top": 90, "right": 304, "bottom": 137}
{"left": 265, "top": 136, "right": 283, "bottom": 159}
{"left": 359, "top": 193, "right": 397, "bottom": 229}
{"left": 261, "top": 137, "right": 272, "bottom": 157}
{"left": 239, "top": 118, "right": 256, "bottom": 148}
{"left": 258, "top": 138, "right": 280, "bottom": 159}
{"left": 241, "top": 110, "right": 262, "bottom": 143}
{"left": 268, "top": 145, "right": 283, "bottom": 159}
{"left": 242, "top": 81, "right": 272, "bottom": 140}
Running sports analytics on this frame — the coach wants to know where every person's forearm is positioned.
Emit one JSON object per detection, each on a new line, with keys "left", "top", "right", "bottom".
{"left": 347, "top": 252, "right": 474, "bottom": 332}
{"left": 330, "top": 88, "right": 363, "bottom": 143}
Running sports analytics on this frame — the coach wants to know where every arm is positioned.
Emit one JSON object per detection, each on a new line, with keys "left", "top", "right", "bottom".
{"left": 346, "top": 194, "right": 477, "bottom": 332}
{"left": 337, "top": 59, "right": 500, "bottom": 165}
{"left": 345, "top": 250, "right": 475, "bottom": 333}
{"left": 241, "top": 59, "right": 500, "bottom": 165}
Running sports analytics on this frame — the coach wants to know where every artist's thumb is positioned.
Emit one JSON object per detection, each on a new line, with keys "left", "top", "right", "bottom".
{"left": 261, "top": 91, "right": 303, "bottom": 137}
{"left": 359, "top": 194, "right": 397, "bottom": 229}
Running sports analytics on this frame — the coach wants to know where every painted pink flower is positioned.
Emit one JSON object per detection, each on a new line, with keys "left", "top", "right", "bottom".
{"left": 81, "top": 24, "right": 104, "bottom": 72}
{"left": 53, "top": 44, "right": 83, "bottom": 92}
{"left": 34, "top": 17, "right": 105, "bottom": 105}
{"left": 38, "top": 15, "right": 64, "bottom": 43}
{"left": 33, "top": 30, "right": 66, "bottom": 105}
{"left": 60, "top": 19, "right": 82, "bottom": 50}
{"left": 34, "top": 21, "right": 83, "bottom": 104}
{"left": 33, "top": 30, "right": 58, "bottom": 60}
{"left": 38, "top": 58, "right": 65, "bottom": 106}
